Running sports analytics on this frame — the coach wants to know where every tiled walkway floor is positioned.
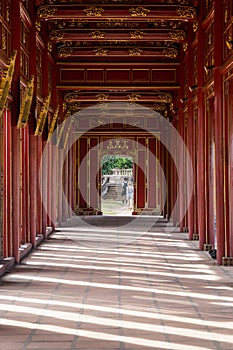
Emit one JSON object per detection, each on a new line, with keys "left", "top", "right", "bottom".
{"left": 0, "top": 216, "right": 233, "bottom": 350}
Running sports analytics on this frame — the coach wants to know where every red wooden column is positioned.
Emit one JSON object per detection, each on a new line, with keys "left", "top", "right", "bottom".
{"left": 28, "top": 1, "right": 38, "bottom": 247}
{"left": 51, "top": 142, "right": 57, "bottom": 229}
{"left": 62, "top": 152, "right": 69, "bottom": 221}
{"left": 3, "top": 109, "right": 12, "bottom": 257}
{"left": 178, "top": 108, "right": 185, "bottom": 232}
{"left": 11, "top": 0, "right": 21, "bottom": 262}
{"left": 214, "top": 0, "right": 225, "bottom": 264}
{"left": 68, "top": 148, "right": 73, "bottom": 217}
{"left": 172, "top": 118, "right": 178, "bottom": 226}
{"left": 37, "top": 136, "right": 43, "bottom": 234}
{"left": 29, "top": 121, "right": 38, "bottom": 247}
{"left": 187, "top": 44, "right": 195, "bottom": 240}
{"left": 229, "top": 80, "right": 233, "bottom": 257}
{"left": 197, "top": 2, "right": 206, "bottom": 250}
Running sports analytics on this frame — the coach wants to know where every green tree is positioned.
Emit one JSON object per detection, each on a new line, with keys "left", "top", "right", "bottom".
{"left": 102, "top": 156, "right": 132, "bottom": 175}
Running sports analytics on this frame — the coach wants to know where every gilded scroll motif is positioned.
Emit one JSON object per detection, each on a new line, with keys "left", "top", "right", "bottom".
{"left": 129, "top": 6, "right": 150, "bottom": 17}
{"left": 162, "top": 47, "right": 178, "bottom": 58}
{"left": 83, "top": 6, "right": 104, "bottom": 17}
{"left": 49, "top": 30, "right": 65, "bottom": 41}
{"left": 169, "top": 30, "right": 186, "bottom": 41}
{"left": 93, "top": 48, "right": 108, "bottom": 56}
{"left": 128, "top": 48, "right": 143, "bottom": 56}
{"left": 176, "top": 6, "right": 196, "bottom": 19}
{"left": 130, "top": 30, "right": 144, "bottom": 39}
{"left": 58, "top": 47, "right": 73, "bottom": 57}
{"left": 37, "top": 6, "right": 57, "bottom": 18}
{"left": 127, "top": 93, "right": 141, "bottom": 101}
{"left": 96, "top": 93, "right": 109, "bottom": 101}
{"left": 90, "top": 30, "right": 105, "bottom": 39}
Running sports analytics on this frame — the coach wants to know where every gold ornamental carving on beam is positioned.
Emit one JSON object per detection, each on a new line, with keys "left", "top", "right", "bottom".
{"left": 130, "top": 30, "right": 144, "bottom": 39}
{"left": 93, "top": 48, "right": 108, "bottom": 56}
{"left": 127, "top": 93, "right": 141, "bottom": 101}
{"left": 153, "top": 103, "right": 167, "bottom": 112}
{"left": 129, "top": 6, "right": 150, "bottom": 17}
{"left": 37, "top": 6, "right": 57, "bottom": 18}
{"left": 162, "top": 47, "right": 178, "bottom": 58}
{"left": 64, "top": 91, "right": 80, "bottom": 103}
{"left": 176, "top": 6, "right": 196, "bottom": 19}
{"left": 90, "top": 30, "right": 105, "bottom": 39}
{"left": 157, "top": 93, "right": 172, "bottom": 103}
{"left": 128, "top": 48, "right": 143, "bottom": 56}
{"left": 84, "top": 6, "right": 104, "bottom": 17}
{"left": 96, "top": 93, "right": 109, "bottom": 101}
{"left": 0, "top": 50, "right": 17, "bottom": 118}
{"left": 169, "top": 30, "right": 186, "bottom": 41}
{"left": 17, "top": 75, "right": 34, "bottom": 128}
{"left": 49, "top": 30, "right": 64, "bottom": 41}
{"left": 58, "top": 47, "right": 73, "bottom": 57}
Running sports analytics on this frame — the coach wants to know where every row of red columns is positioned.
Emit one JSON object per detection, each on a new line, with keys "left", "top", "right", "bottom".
{"left": 166, "top": 0, "right": 231, "bottom": 265}
{"left": 1, "top": 0, "right": 75, "bottom": 263}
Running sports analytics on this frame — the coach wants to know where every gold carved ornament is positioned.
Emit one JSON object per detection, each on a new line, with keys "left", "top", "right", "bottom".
{"left": 128, "top": 48, "right": 143, "bottom": 56}
{"left": 127, "top": 93, "right": 141, "bottom": 101}
{"left": 130, "top": 30, "right": 144, "bottom": 39}
{"left": 58, "top": 47, "right": 73, "bottom": 57}
{"left": 129, "top": 6, "right": 150, "bottom": 17}
{"left": 155, "top": 92, "right": 172, "bottom": 103}
{"left": 47, "top": 105, "right": 59, "bottom": 141}
{"left": 153, "top": 103, "right": 166, "bottom": 111}
{"left": 176, "top": 6, "right": 196, "bottom": 19}
{"left": 17, "top": 75, "right": 34, "bottom": 128}
{"left": 162, "top": 47, "right": 178, "bottom": 58}
{"left": 34, "top": 93, "right": 51, "bottom": 136}
{"left": 93, "top": 48, "right": 108, "bottom": 56}
{"left": 0, "top": 50, "right": 17, "bottom": 118}
{"left": 90, "top": 30, "right": 105, "bottom": 39}
{"left": 83, "top": 6, "right": 104, "bottom": 17}
{"left": 169, "top": 30, "right": 186, "bottom": 41}
{"left": 96, "top": 93, "right": 109, "bottom": 101}
{"left": 37, "top": 6, "right": 57, "bottom": 18}
{"left": 49, "top": 30, "right": 65, "bottom": 41}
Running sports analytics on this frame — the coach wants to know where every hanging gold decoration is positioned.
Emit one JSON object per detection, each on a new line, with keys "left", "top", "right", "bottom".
{"left": 34, "top": 93, "right": 51, "bottom": 136}
{"left": 0, "top": 50, "right": 17, "bottom": 118}
{"left": 17, "top": 75, "right": 34, "bottom": 128}
{"left": 47, "top": 105, "right": 59, "bottom": 141}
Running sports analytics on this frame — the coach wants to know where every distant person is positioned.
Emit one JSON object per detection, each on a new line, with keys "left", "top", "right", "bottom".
{"left": 126, "top": 181, "right": 134, "bottom": 209}
{"left": 121, "top": 178, "right": 128, "bottom": 204}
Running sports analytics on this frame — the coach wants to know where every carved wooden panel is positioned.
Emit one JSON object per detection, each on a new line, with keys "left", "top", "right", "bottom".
{"left": 58, "top": 65, "right": 178, "bottom": 86}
